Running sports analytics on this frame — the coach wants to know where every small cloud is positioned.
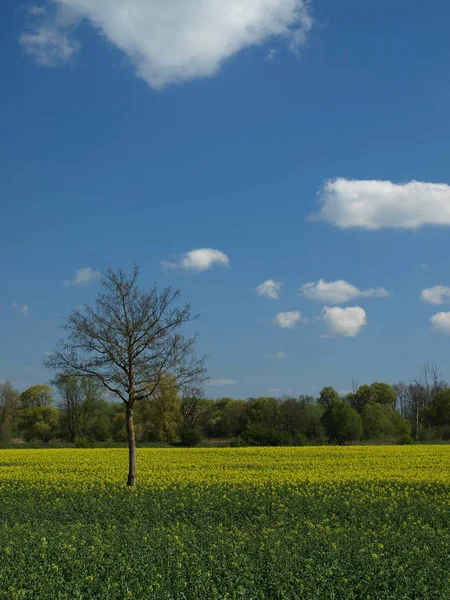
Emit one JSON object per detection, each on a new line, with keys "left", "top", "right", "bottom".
{"left": 421, "top": 285, "right": 450, "bottom": 305}
{"left": 162, "top": 248, "right": 229, "bottom": 274}
{"left": 11, "top": 300, "right": 29, "bottom": 316}
{"left": 299, "top": 279, "right": 389, "bottom": 305}
{"left": 321, "top": 306, "right": 367, "bottom": 337}
{"left": 431, "top": 312, "right": 450, "bottom": 335}
{"left": 256, "top": 279, "right": 282, "bottom": 299}
{"left": 265, "top": 48, "right": 278, "bottom": 61}
{"left": 19, "top": 5, "right": 80, "bottom": 67}
{"left": 265, "top": 350, "right": 287, "bottom": 360}
{"left": 273, "top": 311, "right": 301, "bottom": 329}
{"left": 28, "top": 5, "right": 46, "bottom": 16}
{"left": 418, "top": 262, "right": 431, "bottom": 270}
{"left": 65, "top": 267, "right": 102, "bottom": 287}
{"left": 267, "top": 388, "right": 280, "bottom": 394}
{"left": 206, "top": 378, "right": 236, "bottom": 386}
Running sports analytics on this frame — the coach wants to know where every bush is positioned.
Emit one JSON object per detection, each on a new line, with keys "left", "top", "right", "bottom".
{"left": 321, "top": 401, "right": 362, "bottom": 445}
{"left": 398, "top": 433, "right": 414, "bottom": 445}
{"left": 293, "top": 433, "right": 308, "bottom": 446}
{"left": 230, "top": 436, "right": 248, "bottom": 447}
{"left": 241, "top": 425, "right": 293, "bottom": 446}
{"left": 74, "top": 436, "right": 90, "bottom": 448}
{"left": 179, "top": 428, "right": 202, "bottom": 447}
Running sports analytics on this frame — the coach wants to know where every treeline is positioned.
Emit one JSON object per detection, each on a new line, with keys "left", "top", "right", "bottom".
{"left": 1, "top": 363, "right": 450, "bottom": 446}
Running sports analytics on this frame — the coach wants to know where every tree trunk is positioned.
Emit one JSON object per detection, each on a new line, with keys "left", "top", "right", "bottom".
{"left": 126, "top": 404, "right": 137, "bottom": 486}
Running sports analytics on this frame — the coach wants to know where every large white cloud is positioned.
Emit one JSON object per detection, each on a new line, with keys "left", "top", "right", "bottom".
{"left": 256, "top": 279, "right": 281, "bottom": 299}
{"left": 421, "top": 286, "right": 450, "bottom": 305}
{"left": 321, "top": 306, "right": 367, "bottom": 337}
{"left": 20, "top": 0, "right": 313, "bottom": 88}
{"left": 273, "top": 311, "right": 301, "bottom": 328}
{"left": 299, "top": 279, "right": 389, "bottom": 304}
{"left": 162, "top": 248, "right": 229, "bottom": 273}
{"left": 310, "top": 178, "right": 450, "bottom": 230}
{"left": 65, "top": 267, "right": 102, "bottom": 286}
{"left": 430, "top": 312, "right": 450, "bottom": 335}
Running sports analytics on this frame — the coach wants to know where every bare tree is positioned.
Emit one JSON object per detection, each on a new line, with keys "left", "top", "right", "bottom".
{"left": 45, "top": 266, "right": 208, "bottom": 485}
{"left": 180, "top": 385, "right": 204, "bottom": 430}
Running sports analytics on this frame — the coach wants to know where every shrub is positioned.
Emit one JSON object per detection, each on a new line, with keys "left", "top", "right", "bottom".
{"left": 398, "top": 433, "right": 414, "bottom": 445}
{"left": 241, "top": 425, "right": 293, "bottom": 446}
{"left": 293, "top": 433, "right": 308, "bottom": 446}
{"left": 179, "top": 428, "right": 202, "bottom": 447}
{"left": 321, "top": 401, "right": 362, "bottom": 445}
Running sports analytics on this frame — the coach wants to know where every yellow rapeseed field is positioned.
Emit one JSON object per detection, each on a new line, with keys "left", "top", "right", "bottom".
{"left": 1, "top": 446, "right": 450, "bottom": 599}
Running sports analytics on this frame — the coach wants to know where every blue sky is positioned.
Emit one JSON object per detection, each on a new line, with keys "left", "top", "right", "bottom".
{"left": 2, "top": 0, "right": 450, "bottom": 398}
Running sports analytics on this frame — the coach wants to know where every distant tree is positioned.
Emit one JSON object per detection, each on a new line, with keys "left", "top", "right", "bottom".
{"left": 318, "top": 386, "right": 340, "bottom": 408}
{"left": 45, "top": 266, "right": 207, "bottom": 485}
{"left": 352, "top": 382, "right": 397, "bottom": 414}
{"left": 362, "top": 403, "right": 410, "bottom": 440}
{"left": 18, "top": 405, "right": 59, "bottom": 443}
{"left": 180, "top": 385, "right": 204, "bottom": 429}
{"left": 0, "top": 381, "right": 20, "bottom": 441}
{"left": 427, "top": 388, "right": 450, "bottom": 429}
{"left": 53, "top": 373, "right": 106, "bottom": 442}
{"left": 136, "top": 377, "right": 182, "bottom": 442}
{"left": 20, "top": 384, "right": 53, "bottom": 408}
{"left": 321, "top": 401, "right": 362, "bottom": 444}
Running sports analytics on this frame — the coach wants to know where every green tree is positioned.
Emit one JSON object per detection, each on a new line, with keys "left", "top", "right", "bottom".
{"left": 0, "top": 381, "right": 20, "bottom": 441}
{"left": 318, "top": 386, "right": 340, "bottom": 408}
{"left": 18, "top": 405, "right": 60, "bottom": 443}
{"left": 54, "top": 374, "right": 107, "bottom": 442}
{"left": 20, "top": 384, "right": 53, "bottom": 408}
{"left": 352, "top": 382, "right": 397, "bottom": 413}
{"left": 136, "top": 377, "right": 182, "bottom": 442}
{"left": 321, "top": 401, "right": 362, "bottom": 444}
{"left": 362, "top": 403, "right": 410, "bottom": 440}
{"left": 45, "top": 266, "right": 207, "bottom": 486}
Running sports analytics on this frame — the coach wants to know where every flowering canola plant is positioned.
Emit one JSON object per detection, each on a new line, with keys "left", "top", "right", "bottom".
{"left": 1, "top": 446, "right": 449, "bottom": 599}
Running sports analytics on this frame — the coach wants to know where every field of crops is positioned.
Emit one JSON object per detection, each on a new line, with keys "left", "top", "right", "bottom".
{"left": 1, "top": 446, "right": 449, "bottom": 599}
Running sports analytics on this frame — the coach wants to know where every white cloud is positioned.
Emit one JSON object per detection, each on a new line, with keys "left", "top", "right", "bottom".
{"left": 206, "top": 378, "right": 236, "bottom": 386}
{"left": 256, "top": 279, "right": 281, "bottom": 299}
{"left": 65, "top": 267, "right": 102, "bottom": 287}
{"left": 11, "top": 301, "right": 29, "bottom": 316}
{"left": 20, "top": 0, "right": 312, "bottom": 88}
{"left": 273, "top": 311, "right": 301, "bottom": 329}
{"left": 421, "top": 286, "right": 450, "bottom": 305}
{"left": 265, "top": 48, "right": 278, "bottom": 61}
{"left": 431, "top": 312, "right": 450, "bottom": 335}
{"left": 265, "top": 350, "right": 287, "bottom": 359}
{"left": 310, "top": 178, "right": 450, "bottom": 230}
{"left": 321, "top": 306, "right": 367, "bottom": 337}
{"left": 299, "top": 279, "right": 389, "bottom": 304}
{"left": 19, "top": 6, "right": 80, "bottom": 67}
{"left": 162, "top": 248, "right": 229, "bottom": 273}
{"left": 267, "top": 388, "right": 280, "bottom": 394}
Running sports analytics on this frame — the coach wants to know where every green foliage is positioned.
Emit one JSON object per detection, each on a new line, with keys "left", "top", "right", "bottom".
{"left": 398, "top": 433, "right": 414, "bottom": 445}
{"left": 0, "top": 380, "right": 20, "bottom": 442}
{"left": 362, "top": 403, "right": 410, "bottom": 440}
{"left": 318, "top": 386, "right": 340, "bottom": 408}
{"left": 20, "top": 384, "right": 54, "bottom": 408}
{"left": 18, "top": 405, "right": 60, "bottom": 442}
{"left": 321, "top": 401, "right": 362, "bottom": 444}
{"left": 179, "top": 428, "right": 202, "bottom": 447}
{"left": 352, "top": 382, "right": 397, "bottom": 413}
{"left": 241, "top": 424, "right": 292, "bottom": 446}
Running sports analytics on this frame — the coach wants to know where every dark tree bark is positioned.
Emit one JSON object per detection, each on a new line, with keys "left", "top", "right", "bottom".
{"left": 45, "top": 266, "right": 208, "bottom": 486}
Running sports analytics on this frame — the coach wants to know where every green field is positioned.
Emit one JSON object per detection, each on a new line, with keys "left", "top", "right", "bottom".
{"left": 1, "top": 446, "right": 449, "bottom": 599}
